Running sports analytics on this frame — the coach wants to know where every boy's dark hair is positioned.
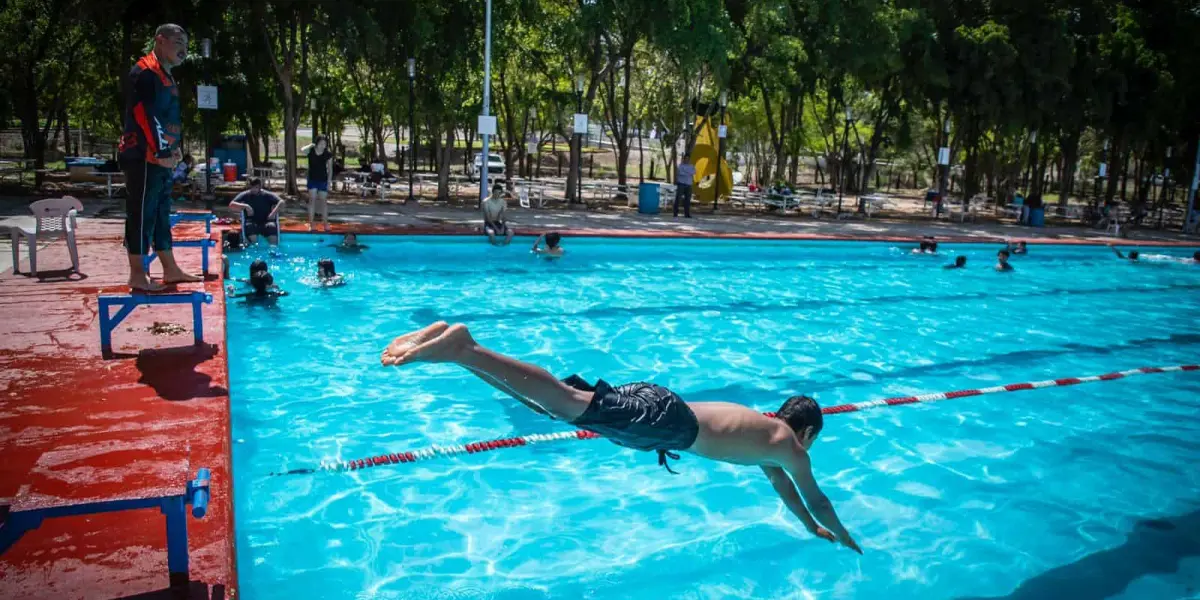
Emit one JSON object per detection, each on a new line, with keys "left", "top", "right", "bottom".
{"left": 248, "top": 176, "right": 262, "bottom": 188}
{"left": 318, "top": 258, "right": 336, "bottom": 277}
{"left": 222, "top": 229, "right": 244, "bottom": 251}
{"left": 1193, "top": 251, "right": 1200, "bottom": 261}
{"left": 545, "top": 232, "right": 561, "bottom": 248}
{"left": 250, "top": 271, "right": 273, "bottom": 294}
{"left": 776, "top": 395, "right": 823, "bottom": 438}
{"left": 314, "top": 134, "right": 328, "bottom": 146}
{"left": 249, "top": 259, "right": 268, "bottom": 277}
{"left": 1130, "top": 250, "right": 1140, "bottom": 259}
{"left": 999, "top": 249, "right": 1010, "bottom": 258}
{"left": 955, "top": 255, "right": 967, "bottom": 266}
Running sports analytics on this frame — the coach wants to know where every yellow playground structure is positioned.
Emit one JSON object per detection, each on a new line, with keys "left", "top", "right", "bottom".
{"left": 688, "top": 111, "right": 732, "bottom": 204}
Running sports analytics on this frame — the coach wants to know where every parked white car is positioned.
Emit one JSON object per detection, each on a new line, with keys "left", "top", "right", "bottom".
{"left": 470, "top": 153, "right": 505, "bottom": 180}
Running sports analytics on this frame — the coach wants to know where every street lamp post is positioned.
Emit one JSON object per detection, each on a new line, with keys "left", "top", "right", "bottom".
{"left": 200, "top": 38, "right": 213, "bottom": 209}
{"left": 575, "top": 75, "right": 585, "bottom": 204}
{"left": 714, "top": 90, "right": 728, "bottom": 212}
{"left": 408, "top": 58, "right": 416, "bottom": 203}
{"left": 936, "top": 117, "right": 951, "bottom": 217}
{"left": 1096, "top": 139, "right": 1109, "bottom": 208}
{"left": 480, "top": 0, "right": 494, "bottom": 203}
{"left": 836, "top": 106, "right": 852, "bottom": 217}
{"left": 311, "top": 97, "right": 318, "bottom": 139}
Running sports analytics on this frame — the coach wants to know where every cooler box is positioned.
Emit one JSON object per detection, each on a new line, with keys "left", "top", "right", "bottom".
{"left": 223, "top": 161, "right": 238, "bottom": 182}
{"left": 638, "top": 182, "right": 660, "bottom": 215}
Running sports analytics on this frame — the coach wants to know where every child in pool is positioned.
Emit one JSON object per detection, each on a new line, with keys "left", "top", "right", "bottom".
{"left": 229, "top": 271, "right": 288, "bottom": 301}
{"left": 317, "top": 258, "right": 344, "bottom": 286}
{"left": 335, "top": 232, "right": 369, "bottom": 253}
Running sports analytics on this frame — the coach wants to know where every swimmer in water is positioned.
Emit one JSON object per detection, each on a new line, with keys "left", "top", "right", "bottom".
{"left": 996, "top": 249, "right": 1014, "bottom": 272}
{"left": 532, "top": 232, "right": 565, "bottom": 258}
{"left": 317, "top": 258, "right": 344, "bottom": 286}
{"left": 911, "top": 237, "right": 938, "bottom": 254}
{"left": 381, "top": 322, "right": 862, "bottom": 554}
{"left": 1108, "top": 244, "right": 1139, "bottom": 261}
{"left": 229, "top": 270, "right": 288, "bottom": 301}
{"left": 336, "top": 232, "right": 369, "bottom": 253}
{"left": 1004, "top": 238, "right": 1028, "bottom": 255}
{"left": 226, "top": 259, "right": 270, "bottom": 294}
{"left": 944, "top": 256, "right": 967, "bottom": 269}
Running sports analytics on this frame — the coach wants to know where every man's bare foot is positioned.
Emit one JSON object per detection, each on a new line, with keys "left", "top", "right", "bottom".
{"left": 128, "top": 275, "right": 166, "bottom": 292}
{"left": 162, "top": 270, "right": 202, "bottom": 284}
{"left": 308, "top": 223, "right": 315, "bottom": 232}
{"left": 381, "top": 322, "right": 475, "bottom": 366}
{"left": 323, "top": 224, "right": 331, "bottom": 233}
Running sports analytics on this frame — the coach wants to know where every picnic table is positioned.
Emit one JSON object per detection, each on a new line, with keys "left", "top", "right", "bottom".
{"left": 0, "top": 158, "right": 35, "bottom": 184}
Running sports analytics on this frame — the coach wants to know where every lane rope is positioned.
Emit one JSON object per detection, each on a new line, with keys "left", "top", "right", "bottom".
{"left": 269, "top": 364, "right": 1199, "bottom": 476}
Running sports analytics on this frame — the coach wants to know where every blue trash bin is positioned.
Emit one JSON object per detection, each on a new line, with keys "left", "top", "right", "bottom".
{"left": 638, "top": 182, "right": 660, "bottom": 215}
{"left": 1029, "top": 207, "right": 1045, "bottom": 227}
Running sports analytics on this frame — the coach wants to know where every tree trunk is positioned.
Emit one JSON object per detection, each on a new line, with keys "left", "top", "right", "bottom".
{"left": 436, "top": 126, "right": 453, "bottom": 200}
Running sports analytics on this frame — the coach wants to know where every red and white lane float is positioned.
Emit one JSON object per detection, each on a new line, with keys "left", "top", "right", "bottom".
{"left": 271, "top": 364, "right": 1199, "bottom": 476}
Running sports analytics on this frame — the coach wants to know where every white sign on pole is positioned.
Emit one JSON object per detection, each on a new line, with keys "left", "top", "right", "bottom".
{"left": 477, "top": 115, "right": 498, "bottom": 136}
{"left": 718, "top": 125, "right": 728, "bottom": 139}
{"left": 937, "top": 147, "right": 950, "bottom": 166}
{"left": 526, "top": 141, "right": 537, "bottom": 154}
{"left": 1099, "top": 163, "right": 1107, "bottom": 177}
{"left": 573, "top": 113, "right": 589, "bottom": 135}
{"left": 197, "top": 85, "right": 218, "bottom": 110}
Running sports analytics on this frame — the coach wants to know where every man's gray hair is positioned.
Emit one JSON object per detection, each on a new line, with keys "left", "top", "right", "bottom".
{"left": 155, "top": 23, "right": 187, "bottom": 38}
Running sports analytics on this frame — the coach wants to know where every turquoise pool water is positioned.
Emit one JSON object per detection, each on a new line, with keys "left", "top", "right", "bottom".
{"left": 226, "top": 236, "right": 1200, "bottom": 600}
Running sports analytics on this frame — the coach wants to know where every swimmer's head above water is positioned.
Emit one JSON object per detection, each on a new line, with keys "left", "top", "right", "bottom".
{"left": 343, "top": 232, "right": 358, "bottom": 246}
{"left": 250, "top": 259, "right": 268, "bottom": 278}
{"left": 250, "top": 271, "right": 273, "bottom": 295}
{"left": 545, "top": 232, "right": 561, "bottom": 249}
{"left": 775, "top": 395, "right": 823, "bottom": 449}
{"left": 318, "top": 258, "right": 336, "bottom": 278}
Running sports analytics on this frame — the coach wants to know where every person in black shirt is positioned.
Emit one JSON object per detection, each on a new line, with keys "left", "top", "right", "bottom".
{"left": 301, "top": 135, "right": 334, "bottom": 232}
{"left": 229, "top": 177, "right": 285, "bottom": 245}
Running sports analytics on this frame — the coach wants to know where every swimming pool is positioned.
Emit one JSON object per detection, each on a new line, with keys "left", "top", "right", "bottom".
{"left": 226, "top": 236, "right": 1200, "bottom": 600}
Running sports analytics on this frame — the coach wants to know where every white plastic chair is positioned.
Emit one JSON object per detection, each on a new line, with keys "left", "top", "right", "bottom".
{"left": 10, "top": 196, "right": 82, "bottom": 275}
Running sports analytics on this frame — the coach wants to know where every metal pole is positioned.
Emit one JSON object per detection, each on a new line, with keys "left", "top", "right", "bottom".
{"left": 1186, "top": 135, "right": 1200, "bottom": 232}
{"left": 714, "top": 91, "right": 727, "bottom": 212}
{"left": 408, "top": 59, "right": 416, "bottom": 203}
{"left": 836, "top": 109, "right": 850, "bottom": 216}
{"left": 480, "top": 0, "right": 493, "bottom": 203}
{"left": 937, "top": 116, "right": 951, "bottom": 217}
{"left": 576, "top": 88, "right": 583, "bottom": 204}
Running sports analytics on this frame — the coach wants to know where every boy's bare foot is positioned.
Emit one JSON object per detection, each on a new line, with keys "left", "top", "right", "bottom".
{"left": 162, "top": 269, "right": 202, "bottom": 284}
{"left": 381, "top": 322, "right": 475, "bottom": 365}
{"left": 128, "top": 275, "right": 166, "bottom": 292}
{"left": 308, "top": 223, "right": 315, "bottom": 232}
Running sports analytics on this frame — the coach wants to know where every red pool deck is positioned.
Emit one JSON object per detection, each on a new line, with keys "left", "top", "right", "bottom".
{"left": 0, "top": 220, "right": 233, "bottom": 600}
{"left": 0, "top": 213, "right": 1195, "bottom": 600}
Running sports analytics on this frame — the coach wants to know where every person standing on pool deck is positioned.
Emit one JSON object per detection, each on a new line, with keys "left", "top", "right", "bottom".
{"left": 229, "top": 177, "right": 284, "bottom": 245}
{"left": 381, "top": 322, "right": 863, "bottom": 554}
{"left": 301, "top": 135, "right": 334, "bottom": 232}
{"left": 674, "top": 153, "right": 696, "bottom": 218}
{"left": 118, "top": 23, "right": 201, "bottom": 291}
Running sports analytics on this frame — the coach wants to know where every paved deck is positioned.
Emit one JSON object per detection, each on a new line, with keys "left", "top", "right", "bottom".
{"left": 0, "top": 219, "right": 233, "bottom": 600}
{"left": 0, "top": 194, "right": 1195, "bottom": 600}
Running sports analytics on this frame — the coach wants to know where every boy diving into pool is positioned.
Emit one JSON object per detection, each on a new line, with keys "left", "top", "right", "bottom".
{"left": 381, "top": 322, "right": 863, "bottom": 554}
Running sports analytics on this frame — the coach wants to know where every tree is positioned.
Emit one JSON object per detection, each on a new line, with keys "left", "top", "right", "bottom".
{"left": 255, "top": 0, "right": 317, "bottom": 195}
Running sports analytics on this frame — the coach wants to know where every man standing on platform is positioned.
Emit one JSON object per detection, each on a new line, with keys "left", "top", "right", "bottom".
{"left": 118, "top": 23, "right": 201, "bottom": 291}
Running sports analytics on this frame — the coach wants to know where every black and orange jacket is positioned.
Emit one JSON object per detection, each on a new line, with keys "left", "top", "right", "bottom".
{"left": 118, "top": 52, "right": 181, "bottom": 164}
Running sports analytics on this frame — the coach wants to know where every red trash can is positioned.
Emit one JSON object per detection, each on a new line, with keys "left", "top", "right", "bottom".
{"left": 223, "top": 161, "right": 237, "bottom": 182}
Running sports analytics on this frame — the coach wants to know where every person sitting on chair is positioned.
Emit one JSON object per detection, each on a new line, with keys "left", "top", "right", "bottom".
{"left": 229, "top": 177, "right": 283, "bottom": 246}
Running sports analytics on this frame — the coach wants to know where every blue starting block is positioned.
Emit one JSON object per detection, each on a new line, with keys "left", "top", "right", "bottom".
{"left": 99, "top": 291, "right": 213, "bottom": 355}
{"left": 143, "top": 237, "right": 216, "bottom": 275}
{"left": 170, "top": 211, "right": 215, "bottom": 233}
{"left": 0, "top": 467, "right": 210, "bottom": 581}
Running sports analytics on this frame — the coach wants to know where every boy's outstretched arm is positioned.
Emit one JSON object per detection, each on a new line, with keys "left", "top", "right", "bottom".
{"left": 760, "top": 466, "right": 835, "bottom": 542}
{"left": 778, "top": 443, "right": 862, "bottom": 554}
